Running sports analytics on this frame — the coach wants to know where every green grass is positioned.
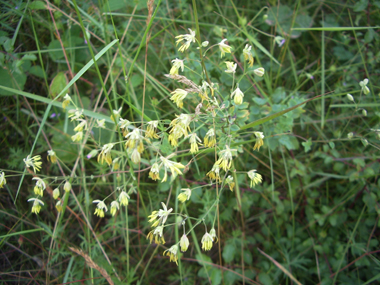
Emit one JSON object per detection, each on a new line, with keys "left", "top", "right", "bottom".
{"left": 1, "top": 0, "right": 380, "bottom": 284}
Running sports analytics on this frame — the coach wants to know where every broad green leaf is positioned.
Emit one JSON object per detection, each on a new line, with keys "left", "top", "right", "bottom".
{"left": 49, "top": 72, "right": 68, "bottom": 99}
{"left": 240, "top": 95, "right": 321, "bottom": 131}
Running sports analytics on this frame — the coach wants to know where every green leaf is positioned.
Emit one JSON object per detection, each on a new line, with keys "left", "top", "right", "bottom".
{"left": 49, "top": 72, "right": 68, "bottom": 99}
{"left": 258, "top": 272, "right": 273, "bottom": 285}
{"left": 0, "top": 68, "right": 26, "bottom": 95}
{"left": 302, "top": 138, "right": 312, "bottom": 153}
{"left": 29, "top": 65, "right": 45, "bottom": 78}
{"left": 29, "top": 1, "right": 47, "bottom": 10}
{"left": 240, "top": 95, "right": 321, "bottom": 131}
{"left": 222, "top": 243, "right": 236, "bottom": 263}
{"left": 22, "top": 54, "right": 37, "bottom": 61}
{"left": 353, "top": 0, "right": 368, "bottom": 12}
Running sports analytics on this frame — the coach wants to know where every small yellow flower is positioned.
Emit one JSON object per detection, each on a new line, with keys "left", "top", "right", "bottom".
{"left": 163, "top": 245, "right": 179, "bottom": 265}
{"left": 47, "top": 149, "right": 58, "bottom": 163}
{"left": 130, "top": 148, "right": 141, "bottom": 164}
{"left": 359, "top": 78, "right": 370, "bottom": 95}
{"left": 209, "top": 228, "right": 218, "bottom": 242}
{"left": 24, "top": 155, "right": 42, "bottom": 173}
{"left": 28, "top": 198, "right": 44, "bottom": 215}
{"left": 180, "top": 234, "right": 190, "bottom": 252}
{"left": 149, "top": 162, "right": 161, "bottom": 181}
{"left": 93, "top": 200, "right": 107, "bottom": 218}
{"left": 253, "top": 132, "right": 264, "bottom": 151}
{"left": 68, "top": 109, "right": 83, "bottom": 121}
{"left": 247, "top": 170, "right": 263, "bottom": 187}
{"left": 170, "top": 89, "right": 188, "bottom": 109}
{"left": 97, "top": 119, "right": 106, "bottom": 128}
{"left": 118, "top": 191, "right": 130, "bottom": 206}
{"left": 53, "top": 188, "right": 60, "bottom": 199}
{"left": 110, "top": 201, "right": 119, "bottom": 216}
{"left": 74, "top": 120, "right": 87, "bottom": 132}
{"left": 170, "top": 58, "right": 184, "bottom": 75}
{"left": 32, "top": 177, "right": 46, "bottom": 197}
{"left": 216, "top": 146, "right": 235, "bottom": 172}
{"left": 177, "top": 188, "right": 191, "bottom": 203}
{"left": 111, "top": 107, "right": 122, "bottom": 123}
{"left": 97, "top": 143, "right": 114, "bottom": 165}
{"left": 224, "top": 61, "right": 237, "bottom": 74}
{"left": 62, "top": 94, "right": 71, "bottom": 110}
{"left": 145, "top": 120, "right": 159, "bottom": 139}
{"left": 243, "top": 44, "right": 254, "bottom": 67}
{"left": 206, "top": 163, "right": 221, "bottom": 182}
{"left": 188, "top": 133, "right": 202, "bottom": 154}
{"left": 253, "top": 67, "right": 265, "bottom": 77}
{"left": 56, "top": 200, "right": 62, "bottom": 212}
{"left": 64, "top": 181, "right": 71, "bottom": 193}
{"left": 225, "top": 175, "right": 235, "bottom": 191}
{"left": 148, "top": 202, "right": 173, "bottom": 227}
{"left": 176, "top": 28, "right": 196, "bottom": 52}
{"left": 204, "top": 128, "right": 216, "bottom": 148}
{"left": 0, "top": 171, "right": 7, "bottom": 188}
{"left": 160, "top": 155, "right": 185, "bottom": 182}
{"left": 201, "top": 232, "right": 213, "bottom": 251}
{"left": 71, "top": 131, "right": 83, "bottom": 142}
{"left": 118, "top": 118, "right": 131, "bottom": 136}
{"left": 147, "top": 225, "right": 165, "bottom": 244}
{"left": 218, "top": 39, "right": 232, "bottom": 58}
{"left": 169, "top": 114, "right": 192, "bottom": 147}
{"left": 112, "top": 158, "right": 120, "bottom": 171}
{"left": 231, "top": 85, "right": 244, "bottom": 105}
{"left": 125, "top": 128, "right": 144, "bottom": 152}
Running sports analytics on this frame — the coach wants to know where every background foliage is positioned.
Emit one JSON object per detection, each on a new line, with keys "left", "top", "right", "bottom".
{"left": 1, "top": 0, "right": 380, "bottom": 284}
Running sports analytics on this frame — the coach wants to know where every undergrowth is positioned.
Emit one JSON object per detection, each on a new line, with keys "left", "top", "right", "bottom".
{"left": 1, "top": 0, "right": 380, "bottom": 284}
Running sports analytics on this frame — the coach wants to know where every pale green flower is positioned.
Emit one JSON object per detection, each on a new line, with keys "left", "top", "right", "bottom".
{"left": 110, "top": 201, "right": 119, "bottom": 216}
{"left": 243, "top": 44, "right": 254, "bottom": 67}
{"left": 47, "top": 150, "right": 57, "bottom": 164}
{"left": 176, "top": 28, "right": 196, "bottom": 52}
{"left": 62, "top": 94, "right": 71, "bottom": 110}
{"left": 253, "top": 67, "right": 265, "bottom": 77}
{"left": 218, "top": 39, "right": 232, "bottom": 58}
{"left": 119, "top": 191, "right": 130, "bottom": 206}
{"left": 170, "top": 58, "right": 184, "bottom": 75}
{"left": 177, "top": 188, "right": 192, "bottom": 203}
{"left": 24, "top": 155, "right": 42, "bottom": 173}
{"left": 170, "top": 89, "right": 188, "bottom": 108}
{"left": 32, "top": 177, "right": 46, "bottom": 196}
{"left": 63, "top": 181, "right": 71, "bottom": 193}
{"left": 97, "top": 143, "right": 114, "bottom": 165}
{"left": 253, "top": 131, "right": 264, "bottom": 151}
{"left": 28, "top": 198, "right": 44, "bottom": 215}
{"left": 209, "top": 228, "right": 218, "bottom": 242}
{"left": 180, "top": 234, "right": 190, "bottom": 252}
{"left": 147, "top": 225, "right": 165, "bottom": 244}
{"left": 224, "top": 61, "right": 237, "bottom": 73}
{"left": 71, "top": 131, "right": 83, "bottom": 142}
{"left": 231, "top": 85, "right": 244, "bottom": 105}
{"left": 204, "top": 128, "right": 216, "bottom": 148}
{"left": 160, "top": 155, "right": 185, "bottom": 182}
{"left": 149, "top": 162, "right": 161, "bottom": 181}
{"left": 247, "top": 170, "right": 263, "bottom": 187}
{"left": 188, "top": 133, "right": 202, "bottom": 154}
{"left": 74, "top": 120, "right": 87, "bottom": 132}
{"left": 53, "top": 188, "right": 60, "bottom": 199}
{"left": 148, "top": 202, "right": 173, "bottom": 227}
{"left": 93, "top": 200, "right": 107, "bottom": 218}
{"left": 0, "top": 171, "right": 6, "bottom": 188}
{"left": 359, "top": 78, "right": 370, "bottom": 95}
{"left": 163, "top": 244, "right": 179, "bottom": 265}
{"left": 216, "top": 145, "right": 235, "bottom": 171}
{"left": 201, "top": 232, "right": 213, "bottom": 251}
